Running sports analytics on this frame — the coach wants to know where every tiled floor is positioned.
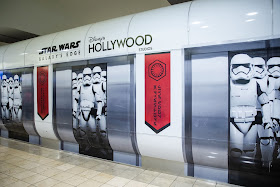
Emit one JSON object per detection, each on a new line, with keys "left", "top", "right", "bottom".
{"left": 0, "top": 137, "right": 236, "bottom": 187}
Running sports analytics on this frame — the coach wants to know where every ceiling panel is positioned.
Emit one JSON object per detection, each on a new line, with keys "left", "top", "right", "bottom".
{"left": 0, "top": 0, "right": 170, "bottom": 37}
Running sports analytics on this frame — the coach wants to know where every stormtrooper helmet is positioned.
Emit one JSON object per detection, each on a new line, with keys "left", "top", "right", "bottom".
{"left": 2, "top": 74, "right": 7, "bottom": 84}
{"left": 82, "top": 67, "right": 92, "bottom": 85}
{"left": 267, "top": 57, "right": 280, "bottom": 78}
{"left": 72, "top": 72, "right": 77, "bottom": 88}
{"left": 77, "top": 73, "right": 83, "bottom": 85}
{"left": 230, "top": 54, "right": 253, "bottom": 81}
{"left": 92, "top": 66, "right": 102, "bottom": 83}
{"left": 252, "top": 57, "right": 267, "bottom": 79}
{"left": 8, "top": 77, "right": 14, "bottom": 87}
{"left": 101, "top": 71, "right": 106, "bottom": 82}
{"left": 14, "top": 75, "right": 20, "bottom": 87}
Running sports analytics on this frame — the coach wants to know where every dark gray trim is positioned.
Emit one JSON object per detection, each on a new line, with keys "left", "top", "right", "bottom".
{"left": 184, "top": 50, "right": 194, "bottom": 176}
{"left": 62, "top": 141, "right": 79, "bottom": 153}
{"left": 53, "top": 66, "right": 76, "bottom": 143}
{"left": 0, "top": 129, "right": 9, "bottom": 138}
{"left": 167, "top": 0, "right": 191, "bottom": 5}
{"left": 22, "top": 67, "right": 39, "bottom": 136}
{"left": 52, "top": 66, "right": 62, "bottom": 141}
{"left": 227, "top": 51, "right": 231, "bottom": 182}
{"left": 130, "top": 55, "right": 141, "bottom": 166}
{"left": 29, "top": 135, "right": 40, "bottom": 145}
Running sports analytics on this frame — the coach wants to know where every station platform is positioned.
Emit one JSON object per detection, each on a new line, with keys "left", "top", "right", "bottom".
{"left": 0, "top": 137, "right": 236, "bottom": 187}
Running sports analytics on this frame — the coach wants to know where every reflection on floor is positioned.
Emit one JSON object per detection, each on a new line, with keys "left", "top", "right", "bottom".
{"left": 0, "top": 137, "right": 237, "bottom": 187}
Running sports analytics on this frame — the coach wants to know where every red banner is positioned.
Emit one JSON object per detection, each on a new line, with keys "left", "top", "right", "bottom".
{"left": 37, "top": 66, "right": 49, "bottom": 120}
{"left": 145, "top": 53, "right": 170, "bottom": 133}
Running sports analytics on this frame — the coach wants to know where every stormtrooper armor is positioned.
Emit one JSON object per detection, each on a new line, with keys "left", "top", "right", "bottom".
{"left": 77, "top": 73, "right": 83, "bottom": 87}
{"left": 101, "top": 71, "right": 107, "bottom": 89}
{"left": 253, "top": 57, "right": 267, "bottom": 79}
{"left": 12, "top": 75, "right": 22, "bottom": 121}
{"left": 101, "top": 71, "right": 107, "bottom": 116}
{"left": 76, "top": 73, "right": 83, "bottom": 119}
{"left": 1, "top": 75, "right": 9, "bottom": 120}
{"left": 267, "top": 57, "right": 280, "bottom": 159}
{"left": 8, "top": 77, "right": 14, "bottom": 119}
{"left": 93, "top": 66, "right": 109, "bottom": 149}
{"left": 72, "top": 72, "right": 79, "bottom": 132}
{"left": 92, "top": 66, "right": 103, "bottom": 120}
{"left": 230, "top": 54, "right": 271, "bottom": 163}
{"left": 230, "top": 54, "right": 253, "bottom": 81}
{"left": 78, "top": 67, "right": 96, "bottom": 144}
{"left": 252, "top": 57, "right": 274, "bottom": 167}
{"left": 92, "top": 67, "right": 107, "bottom": 146}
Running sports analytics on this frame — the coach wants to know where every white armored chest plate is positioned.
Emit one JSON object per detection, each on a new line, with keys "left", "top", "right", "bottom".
{"left": 80, "top": 84, "right": 95, "bottom": 102}
{"left": 267, "top": 77, "right": 280, "bottom": 100}
{"left": 230, "top": 79, "right": 257, "bottom": 121}
{"left": 231, "top": 80, "right": 257, "bottom": 107}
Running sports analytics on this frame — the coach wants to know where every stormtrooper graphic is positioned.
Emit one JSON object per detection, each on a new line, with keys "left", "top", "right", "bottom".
{"left": 72, "top": 64, "right": 110, "bottom": 159}
{"left": 1, "top": 74, "right": 23, "bottom": 123}
{"left": 77, "top": 67, "right": 96, "bottom": 145}
{"left": 266, "top": 57, "right": 280, "bottom": 159}
{"left": 101, "top": 71, "right": 107, "bottom": 116}
{"left": 77, "top": 73, "right": 83, "bottom": 88}
{"left": 92, "top": 66, "right": 102, "bottom": 121}
{"left": 1, "top": 75, "right": 9, "bottom": 120}
{"left": 8, "top": 77, "right": 14, "bottom": 119}
{"left": 92, "top": 66, "right": 108, "bottom": 148}
{"left": 12, "top": 75, "right": 22, "bottom": 122}
{"left": 72, "top": 72, "right": 79, "bottom": 133}
{"left": 76, "top": 73, "right": 83, "bottom": 122}
{"left": 230, "top": 54, "right": 271, "bottom": 164}
{"left": 252, "top": 57, "right": 275, "bottom": 167}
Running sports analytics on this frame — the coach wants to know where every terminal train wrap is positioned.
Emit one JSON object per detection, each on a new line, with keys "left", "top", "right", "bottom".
{"left": 0, "top": 0, "right": 279, "bottom": 186}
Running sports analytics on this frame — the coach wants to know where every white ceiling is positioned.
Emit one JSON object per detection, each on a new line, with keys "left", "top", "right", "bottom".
{"left": 0, "top": 0, "right": 173, "bottom": 45}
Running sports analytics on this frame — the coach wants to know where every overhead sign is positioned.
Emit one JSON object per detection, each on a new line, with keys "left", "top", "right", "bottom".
{"left": 145, "top": 53, "right": 170, "bottom": 133}
{"left": 38, "top": 40, "right": 81, "bottom": 62}
{"left": 88, "top": 34, "right": 152, "bottom": 53}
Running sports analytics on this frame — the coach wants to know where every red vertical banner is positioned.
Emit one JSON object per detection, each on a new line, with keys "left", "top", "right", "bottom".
{"left": 145, "top": 53, "right": 170, "bottom": 134}
{"left": 37, "top": 66, "right": 49, "bottom": 120}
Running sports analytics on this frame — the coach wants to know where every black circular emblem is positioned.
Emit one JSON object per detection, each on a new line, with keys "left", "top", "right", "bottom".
{"left": 151, "top": 63, "right": 164, "bottom": 78}
{"left": 38, "top": 71, "right": 47, "bottom": 85}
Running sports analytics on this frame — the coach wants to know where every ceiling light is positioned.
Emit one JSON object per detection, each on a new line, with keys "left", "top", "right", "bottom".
{"left": 245, "top": 19, "right": 255, "bottom": 22}
{"left": 192, "top": 21, "right": 201, "bottom": 25}
{"left": 247, "top": 12, "right": 258, "bottom": 16}
{"left": 210, "top": 152, "right": 218, "bottom": 155}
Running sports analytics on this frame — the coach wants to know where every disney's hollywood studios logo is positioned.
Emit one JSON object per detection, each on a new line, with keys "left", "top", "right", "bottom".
{"left": 88, "top": 34, "right": 152, "bottom": 53}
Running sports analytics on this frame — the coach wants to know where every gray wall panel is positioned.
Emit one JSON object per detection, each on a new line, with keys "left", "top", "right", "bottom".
{"left": 194, "top": 164, "right": 228, "bottom": 183}
{"left": 191, "top": 52, "right": 228, "bottom": 170}
{"left": 22, "top": 70, "right": 38, "bottom": 136}
{"left": 107, "top": 61, "right": 135, "bottom": 154}
{"left": 55, "top": 69, "right": 77, "bottom": 143}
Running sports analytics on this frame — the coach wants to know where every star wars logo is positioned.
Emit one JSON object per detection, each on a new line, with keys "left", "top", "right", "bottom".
{"left": 88, "top": 34, "right": 152, "bottom": 53}
{"left": 38, "top": 41, "right": 81, "bottom": 61}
